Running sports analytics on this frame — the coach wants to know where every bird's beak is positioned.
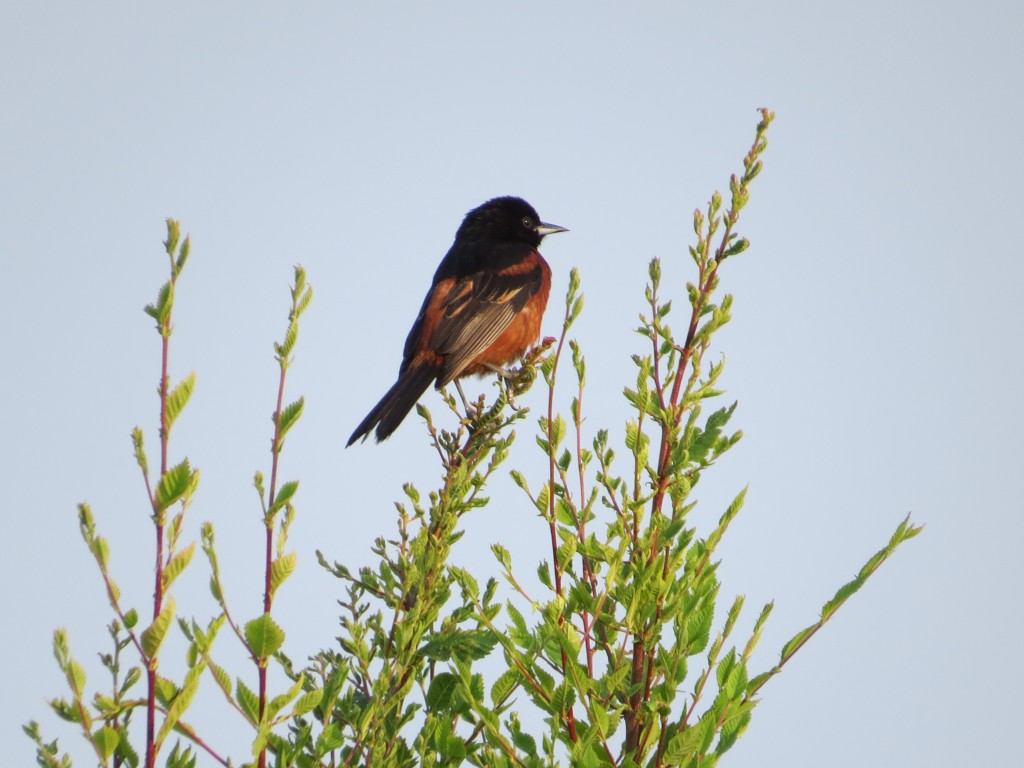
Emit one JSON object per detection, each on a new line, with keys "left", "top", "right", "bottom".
{"left": 536, "top": 221, "right": 569, "bottom": 237}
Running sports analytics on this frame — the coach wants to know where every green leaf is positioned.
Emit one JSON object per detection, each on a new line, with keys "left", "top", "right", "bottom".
{"left": 49, "top": 697, "right": 78, "bottom": 723}
{"left": 154, "top": 676, "right": 178, "bottom": 707}
{"left": 114, "top": 725, "right": 139, "bottom": 768}
{"left": 591, "top": 700, "right": 610, "bottom": 738}
{"left": 315, "top": 722, "right": 344, "bottom": 756}
{"left": 780, "top": 623, "right": 817, "bottom": 661}
{"left": 277, "top": 397, "right": 304, "bottom": 441}
{"left": 156, "top": 663, "right": 202, "bottom": 749}
{"left": 491, "top": 669, "right": 519, "bottom": 706}
{"left": 236, "top": 678, "right": 259, "bottom": 724}
{"left": 270, "top": 551, "right": 297, "bottom": 598}
{"left": 511, "top": 728, "right": 537, "bottom": 756}
{"left": 119, "top": 666, "right": 142, "bottom": 697}
{"left": 131, "top": 427, "right": 148, "bottom": 476}
{"left": 161, "top": 542, "right": 196, "bottom": 592}
{"left": 244, "top": 613, "right": 285, "bottom": 658}
{"left": 92, "top": 725, "right": 119, "bottom": 761}
{"left": 537, "top": 560, "right": 553, "bottom": 590}
{"left": 426, "top": 672, "right": 458, "bottom": 712}
{"left": 821, "top": 577, "right": 864, "bottom": 620}
{"left": 66, "top": 660, "right": 86, "bottom": 697}
{"left": 156, "top": 459, "right": 194, "bottom": 512}
{"left": 164, "top": 219, "right": 180, "bottom": 257}
{"left": 548, "top": 414, "right": 566, "bottom": 450}
{"left": 292, "top": 688, "right": 323, "bottom": 717}
{"left": 281, "top": 318, "right": 298, "bottom": 358}
{"left": 209, "top": 661, "right": 231, "bottom": 694}
{"left": 141, "top": 596, "right": 176, "bottom": 658}
{"left": 165, "top": 372, "right": 196, "bottom": 431}
{"left": 269, "top": 480, "right": 299, "bottom": 516}
{"left": 723, "top": 236, "right": 750, "bottom": 258}
{"left": 435, "top": 730, "right": 467, "bottom": 762}
{"left": 491, "top": 543, "right": 512, "bottom": 571}
{"left": 549, "top": 681, "right": 576, "bottom": 718}
{"left": 144, "top": 280, "right": 173, "bottom": 326}
{"left": 664, "top": 711, "right": 716, "bottom": 763}
{"left": 743, "top": 601, "right": 774, "bottom": 660}
{"left": 420, "top": 630, "right": 498, "bottom": 662}
{"left": 534, "top": 481, "right": 551, "bottom": 515}
{"left": 174, "top": 235, "right": 191, "bottom": 275}
{"left": 266, "top": 673, "right": 304, "bottom": 722}
{"left": 208, "top": 575, "right": 222, "bottom": 603}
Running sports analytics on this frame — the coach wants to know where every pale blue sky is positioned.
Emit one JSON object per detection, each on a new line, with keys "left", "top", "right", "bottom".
{"left": 3, "top": 2, "right": 1022, "bottom": 766}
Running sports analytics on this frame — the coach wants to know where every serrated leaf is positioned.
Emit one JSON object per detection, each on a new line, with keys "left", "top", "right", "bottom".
{"left": 155, "top": 664, "right": 202, "bottom": 749}
{"left": 270, "top": 551, "right": 297, "bottom": 598}
{"left": 252, "top": 726, "right": 270, "bottom": 758}
{"left": 269, "top": 480, "right": 299, "bottom": 516}
{"left": 534, "top": 482, "right": 551, "bottom": 514}
{"left": 437, "top": 731, "right": 468, "bottom": 762}
{"left": 92, "top": 725, "right": 119, "bottom": 760}
{"left": 780, "top": 624, "right": 817, "bottom": 661}
{"left": 244, "top": 613, "right": 285, "bottom": 658}
{"left": 821, "top": 577, "right": 864, "bottom": 620}
{"left": 174, "top": 235, "right": 191, "bottom": 274}
{"left": 141, "top": 596, "right": 176, "bottom": 658}
{"left": 209, "top": 661, "right": 231, "bottom": 694}
{"left": 277, "top": 397, "right": 304, "bottom": 441}
{"left": 49, "top": 697, "right": 78, "bottom": 723}
{"left": 144, "top": 281, "right": 172, "bottom": 325}
{"left": 119, "top": 666, "right": 142, "bottom": 696}
{"left": 266, "top": 673, "right": 304, "bottom": 723}
{"left": 664, "top": 711, "right": 715, "bottom": 763}
{"left": 91, "top": 535, "right": 109, "bottom": 568}
{"left": 490, "top": 669, "right": 519, "bottom": 706}
{"left": 420, "top": 630, "right": 498, "bottom": 662}
{"left": 154, "top": 676, "right": 178, "bottom": 706}
{"left": 165, "top": 372, "right": 196, "bottom": 431}
{"left": 65, "top": 658, "right": 86, "bottom": 696}
{"left": 624, "top": 420, "right": 640, "bottom": 450}
{"left": 426, "top": 672, "right": 458, "bottom": 711}
{"left": 161, "top": 542, "right": 196, "bottom": 592}
{"left": 292, "top": 688, "right": 323, "bottom": 717}
{"left": 537, "top": 561, "right": 553, "bottom": 589}
{"left": 554, "top": 498, "right": 575, "bottom": 526}
{"left": 723, "top": 237, "right": 750, "bottom": 258}
{"left": 296, "top": 284, "right": 313, "bottom": 316}
{"left": 114, "top": 725, "right": 140, "bottom": 768}
{"left": 491, "top": 543, "right": 512, "bottom": 571}
{"left": 549, "top": 681, "right": 575, "bottom": 717}
{"left": 315, "top": 722, "right": 344, "bottom": 756}
{"left": 156, "top": 460, "right": 193, "bottom": 512}
{"left": 208, "top": 575, "right": 222, "bottom": 603}
{"left": 236, "top": 679, "right": 259, "bottom": 724}
{"left": 511, "top": 728, "right": 537, "bottom": 756}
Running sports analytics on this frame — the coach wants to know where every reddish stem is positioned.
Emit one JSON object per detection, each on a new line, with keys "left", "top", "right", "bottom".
{"left": 145, "top": 319, "right": 172, "bottom": 768}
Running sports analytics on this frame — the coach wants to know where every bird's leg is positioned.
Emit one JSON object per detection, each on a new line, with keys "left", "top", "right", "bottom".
{"left": 454, "top": 379, "right": 473, "bottom": 414}
{"left": 482, "top": 362, "right": 525, "bottom": 411}
{"left": 481, "top": 361, "right": 515, "bottom": 379}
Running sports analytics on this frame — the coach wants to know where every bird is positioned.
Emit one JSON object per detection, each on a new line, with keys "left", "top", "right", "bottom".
{"left": 347, "top": 196, "right": 567, "bottom": 445}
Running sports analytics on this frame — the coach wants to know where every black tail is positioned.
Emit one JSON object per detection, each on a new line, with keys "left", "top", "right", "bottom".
{"left": 346, "top": 364, "right": 438, "bottom": 446}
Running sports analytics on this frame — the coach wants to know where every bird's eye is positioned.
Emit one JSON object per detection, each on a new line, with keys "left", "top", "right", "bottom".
{"left": 521, "top": 216, "right": 534, "bottom": 229}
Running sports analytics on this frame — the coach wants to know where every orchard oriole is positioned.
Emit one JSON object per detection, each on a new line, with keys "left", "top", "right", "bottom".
{"left": 347, "top": 196, "right": 567, "bottom": 445}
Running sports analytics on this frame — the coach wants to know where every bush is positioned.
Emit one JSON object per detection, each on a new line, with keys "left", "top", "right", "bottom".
{"left": 26, "top": 108, "right": 920, "bottom": 768}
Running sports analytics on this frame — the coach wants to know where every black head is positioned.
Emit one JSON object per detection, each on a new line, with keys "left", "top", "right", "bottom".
{"left": 455, "top": 196, "right": 568, "bottom": 248}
